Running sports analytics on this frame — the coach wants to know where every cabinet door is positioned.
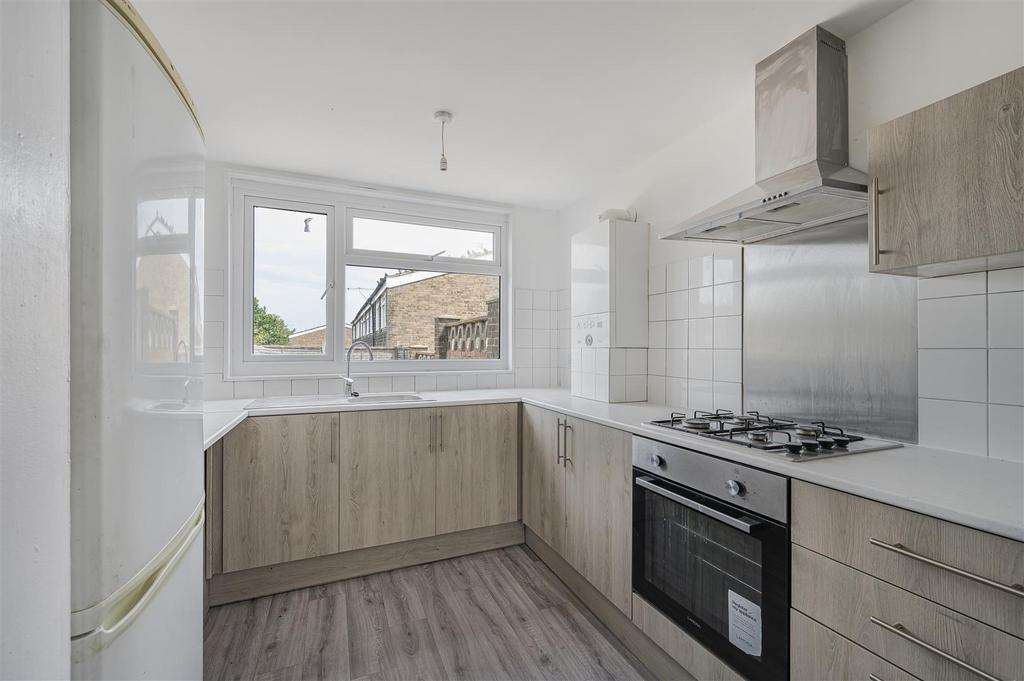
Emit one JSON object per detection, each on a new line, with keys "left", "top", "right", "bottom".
{"left": 436, "top": 403, "right": 519, "bottom": 534}
{"left": 522, "top": 404, "right": 565, "bottom": 553}
{"left": 221, "top": 413, "right": 339, "bottom": 572}
{"left": 869, "top": 68, "right": 1023, "bottom": 274}
{"left": 564, "top": 416, "right": 633, "bottom": 614}
{"left": 337, "top": 408, "right": 435, "bottom": 552}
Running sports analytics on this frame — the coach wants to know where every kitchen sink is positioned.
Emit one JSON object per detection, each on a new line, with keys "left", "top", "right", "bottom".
{"left": 346, "top": 393, "right": 428, "bottom": 404}
{"left": 247, "top": 392, "right": 431, "bottom": 410}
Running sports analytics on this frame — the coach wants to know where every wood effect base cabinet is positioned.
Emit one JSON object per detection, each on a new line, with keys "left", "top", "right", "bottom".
{"left": 522, "top": 404, "right": 632, "bottom": 615}
{"left": 221, "top": 413, "right": 340, "bottom": 573}
{"left": 868, "top": 67, "right": 1023, "bottom": 276}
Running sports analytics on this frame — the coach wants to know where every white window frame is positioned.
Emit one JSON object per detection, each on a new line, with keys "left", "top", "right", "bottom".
{"left": 226, "top": 174, "right": 509, "bottom": 379}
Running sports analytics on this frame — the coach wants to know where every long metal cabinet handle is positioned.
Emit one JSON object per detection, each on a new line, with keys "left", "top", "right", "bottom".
{"left": 556, "top": 418, "right": 564, "bottom": 464}
{"left": 870, "top": 538, "right": 1024, "bottom": 597}
{"left": 562, "top": 422, "right": 573, "bottom": 467}
{"left": 869, "top": 177, "right": 881, "bottom": 266}
{"left": 868, "top": 675, "right": 884, "bottom": 681}
{"left": 438, "top": 412, "right": 443, "bottom": 452}
{"left": 869, "top": 617, "right": 1000, "bottom": 681}
{"left": 331, "top": 417, "right": 337, "bottom": 462}
{"left": 429, "top": 412, "right": 436, "bottom": 453}
{"left": 635, "top": 477, "right": 761, "bottom": 534}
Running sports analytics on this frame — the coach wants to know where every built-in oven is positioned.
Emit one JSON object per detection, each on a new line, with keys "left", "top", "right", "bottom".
{"left": 632, "top": 436, "right": 790, "bottom": 681}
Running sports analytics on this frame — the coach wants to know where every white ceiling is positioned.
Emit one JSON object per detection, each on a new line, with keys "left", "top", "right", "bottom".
{"left": 135, "top": 0, "right": 906, "bottom": 209}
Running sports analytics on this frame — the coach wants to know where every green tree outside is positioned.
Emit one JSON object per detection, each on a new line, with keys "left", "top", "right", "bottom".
{"left": 253, "top": 297, "right": 293, "bottom": 346}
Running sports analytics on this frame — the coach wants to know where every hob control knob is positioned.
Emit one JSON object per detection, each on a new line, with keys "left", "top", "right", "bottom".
{"left": 650, "top": 454, "right": 665, "bottom": 468}
{"left": 725, "top": 479, "right": 745, "bottom": 497}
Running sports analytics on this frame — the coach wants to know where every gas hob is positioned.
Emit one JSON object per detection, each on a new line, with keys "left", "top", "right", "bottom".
{"left": 643, "top": 410, "right": 902, "bottom": 462}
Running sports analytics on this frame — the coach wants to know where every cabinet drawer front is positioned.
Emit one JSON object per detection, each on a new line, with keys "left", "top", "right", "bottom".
{"left": 792, "top": 545, "right": 1024, "bottom": 681}
{"left": 792, "top": 481, "right": 1024, "bottom": 637}
{"left": 791, "top": 609, "right": 921, "bottom": 681}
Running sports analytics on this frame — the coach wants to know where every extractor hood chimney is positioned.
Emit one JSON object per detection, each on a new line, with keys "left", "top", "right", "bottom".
{"left": 661, "top": 26, "right": 869, "bottom": 244}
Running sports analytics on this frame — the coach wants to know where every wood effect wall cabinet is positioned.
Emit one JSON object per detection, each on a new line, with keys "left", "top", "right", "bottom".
{"left": 221, "top": 413, "right": 340, "bottom": 573}
{"left": 337, "top": 408, "right": 435, "bottom": 552}
{"left": 563, "top": 416, "right": 633, "bottom": 615}
{"left": 435, "top": 403, "right": 519, "bottom": 534}
{"left": 868, "top": 67, "right": 1024, "bottom": 276}
{"left": 522, "top": 404, "right": 567, "bottom": 554}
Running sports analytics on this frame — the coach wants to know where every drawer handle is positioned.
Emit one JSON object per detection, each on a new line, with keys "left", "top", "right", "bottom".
{"left": 868, "top": 675, "right": 884, "bottom": 681}
{"left": 870, "top": 538, "right": 1024, "bottom": 597}
{"left": 869, "top": 617, "right": 1001, "bottom": 681}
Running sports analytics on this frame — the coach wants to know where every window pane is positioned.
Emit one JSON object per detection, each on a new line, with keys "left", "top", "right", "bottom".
{"left": 346, "top": 266, "right": 500, "bottom": 360}
{"left": 252, "top": 206, "right": 328, "bottom": 355}
{"left": 352, "top": 217, "right": 494, "bottom": 261}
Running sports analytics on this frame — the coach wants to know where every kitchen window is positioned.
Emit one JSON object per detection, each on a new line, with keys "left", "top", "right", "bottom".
{"left": 227, "top": 178, "right": 507, "bottom": 378}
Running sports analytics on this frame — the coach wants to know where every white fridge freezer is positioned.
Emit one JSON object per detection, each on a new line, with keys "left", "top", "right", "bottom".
{"left": 69, "top": 1, "right": 206, "bottom": 678}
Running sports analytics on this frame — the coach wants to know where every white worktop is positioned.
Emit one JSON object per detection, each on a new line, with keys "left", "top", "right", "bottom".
{"left": 205, "top": 388, "right": 1024, "bottom": 542}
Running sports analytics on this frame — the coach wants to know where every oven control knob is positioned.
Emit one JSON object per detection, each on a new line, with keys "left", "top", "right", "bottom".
{"left": 725, "top": 479, "right": 745, "bottom": 497}
{"left": 649, "top": 454, "right": 665, "bottom": 468}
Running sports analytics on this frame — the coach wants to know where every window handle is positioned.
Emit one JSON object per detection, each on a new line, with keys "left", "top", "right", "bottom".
{"left": 320, "top": 280, "right": 334, "bottom": 300}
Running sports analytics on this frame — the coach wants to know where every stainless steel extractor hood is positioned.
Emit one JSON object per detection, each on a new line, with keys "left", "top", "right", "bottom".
{"left": 661, "top": 26, "right": 869, "bottom": 244}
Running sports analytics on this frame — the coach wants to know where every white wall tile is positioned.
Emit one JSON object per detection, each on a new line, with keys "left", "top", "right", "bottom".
{"left": 649, "top": 264, "right": 666, "bottom": 295}
{"left": 414, "top": 374, "right": 437, "bottom": 392}
{"left": 369, "top": 376, "right": 393, "bottom": 393}
{"left": 515, "top": 328, "right": 532, "bottom": 348}
{"left": 495, "top": 372, "right": 514, "bottom": 389}
{"left": 648, "top": 322, "right": 666, "bottom": 349}
{"left": 532, "top": 310, "right": 550, "bottom": 329}
{"left": 666, "top": 377, "right": 687, "bottom": 409}
{"left": 713, "top": 381, "right": 742, "bottom": 414}
{"left": 234, "top": 380, "right": 264, "bottom": 399}
{"left": 203, "top": 373, "right": 234, "bottom": 400}
{"left": 688, "top": 349, "right": 713, "bottom": 380}
{"left": 515, "top": 288, "right": 533, "bottom": 309}
{"left": 533, "top": 290, "right": 550, "bottom": 310}
{"left": 626, "top": 348, "right": 647, "bottom": 375}
{"left": 919, "top": 349, "right": 987, "bottom": 402}
{"left": 688, "top": 286, "right": 714, "bottom": 319}
{"left": 989, "top": 292, "right": 1024, "bottom": 348}
{"left": 648, "top": 375, "right": 666, "bottom": 405}
{"left": 532, "top": 329, "right": 550, "bottom": 348}
{"left": 514, "top": 368, "right": 533, "bottom": 389}
{"left": 665, "top": 290, "right": 688, "bottom": 320}
{"left": 476, "top": 373, "right": 497, "bottom": 389}
{"left": 648, "top": 294, "right": 666, "bottom": 322}
{"left": 593, "top": 375, "right": 608, "bottom": 401}
{"left": 318, "top": 378, "right": 344, "bottom": 395}
{"left": 204, "top": 295, "right": 225, "bottom": 323}
{"left": 262, "top": 379, "right": 292, "bottom": 397}
{"left": 713, "top": 316, "right": 742, "bottom": 350}
{"left": 557, "top": 289, "right": 570, "bottom": 310}
{"left": 666, "top": 320, "right": 688, "bottom": 349}
{"left": 917, "top": 272, "right": 986, "bottom": 299}
{"left": 689, "top": 318, "right": 713, "bottom": 349}
{"left": 713, "top": 251, "right": 742, "bottom": 285}
{"left": 989, "top": 267, "right": 1024, "bottom": 293}
{"left": 689, "top": 255, "right": 714, "bottom": 288}
{"left": 204, "top": 321, "right": 224, "bottom": 348}
{"left": 518, "top": 349, "right": 534, "bottom": 368}
{"left": 435, "top": 374, "right": 458, "bottom": 391}
{"left": 515, "top": 310, "right": 532, "bottom": 331}
{"left": 648, "top": 349, "right": 666, "bottom": 376}
{"left": 713, "top": 349, "right": 743, "bottom": 383}
{"left": 688, "top": 379, "right": 714, "bottom": 412}
{"left": 919, "top": 398, "right": 987, "bottom": 456}
{"left": 666, "top": 260, "right": 688, "bottom": 292}
{"left": 666, "top": 349, "right": 687, "bottom": 378}
{"left": 610, "top": 349, "right": 627, "bottom": 376}
{"left": 353, "top": 377, "right": 370, "bottom": 394}
{"left": 205, "top": 268, "right": 225, "bottom": 296}
{"left": 989, "top": 349, "right": 1024, "bottom": 406}
{"left": 609, "top": 375, "right": 626, "bottom": 402}
{"left": 918, "top": 295, "right": 986, "bottom": 348}
{"left": 291, "top": 378, "right": 318, "bottom": 396}
{"left": 713, "top": 282, "right": 742, "bottom": 317}
{"left": 392, "top": 375, "right": 415, "bottom": 392}
{"left": 532, "top": 368, "right": 551, "bottom": 388}
{"left": 534, "top": 348, "right": 551, "bottom": 368}
{"left": 988, "top": 404, "right": 1024, "bottom": 463}
{"left": 626, "top": 375, "right": 647, "bottom": 402}
{"left": 457, "top": 374, "right": 478, "bottom": 390}
{"left": 203, "top": 347, "right": 224, "bottom": 374}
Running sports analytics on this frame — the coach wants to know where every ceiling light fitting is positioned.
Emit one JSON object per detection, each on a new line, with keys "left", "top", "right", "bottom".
{"left": 434, "top": 110, "right": 452, "bottom": 171}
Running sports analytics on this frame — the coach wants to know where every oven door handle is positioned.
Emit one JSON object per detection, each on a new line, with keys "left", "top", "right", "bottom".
{"left": 636, "top": 476, "right": 762, "bottom": 534}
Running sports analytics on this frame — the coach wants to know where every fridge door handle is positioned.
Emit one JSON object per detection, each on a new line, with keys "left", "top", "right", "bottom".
{"left": 71, "top": 497, "right": 204, "bottom": 649}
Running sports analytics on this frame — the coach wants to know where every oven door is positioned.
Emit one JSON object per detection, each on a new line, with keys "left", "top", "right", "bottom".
{"left": 632, "top": 471, "right": 789, "bottom": 681}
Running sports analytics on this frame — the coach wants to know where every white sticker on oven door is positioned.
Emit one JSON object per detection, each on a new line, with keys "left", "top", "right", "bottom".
{"left": 727, "top": 590, "right": 762, "bottom": 657}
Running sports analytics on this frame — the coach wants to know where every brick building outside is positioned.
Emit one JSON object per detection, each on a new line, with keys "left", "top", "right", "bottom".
{"left": 351, "top": 270, "right": 499, "bottom": 359}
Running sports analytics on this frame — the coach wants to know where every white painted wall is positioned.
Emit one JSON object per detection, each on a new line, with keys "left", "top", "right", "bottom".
{"left": 0, "top": 1, "right": 72, "bottom": 678}
{"left": 556, "top": 0, "right": 1024, "bottom": 417}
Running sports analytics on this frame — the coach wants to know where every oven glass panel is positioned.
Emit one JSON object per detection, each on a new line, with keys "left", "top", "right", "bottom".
{"left": 633, "top": 473, "right": 788, "bottom": 681}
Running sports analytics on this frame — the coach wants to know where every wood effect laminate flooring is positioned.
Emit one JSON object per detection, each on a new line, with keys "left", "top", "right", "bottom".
{"left": 204, "top": 545, "right": 652, "bottom": 681}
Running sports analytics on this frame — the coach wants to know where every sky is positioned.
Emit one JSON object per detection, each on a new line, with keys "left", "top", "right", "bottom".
{"left": 253, "top": 209, "right": 494, "bottom": 334}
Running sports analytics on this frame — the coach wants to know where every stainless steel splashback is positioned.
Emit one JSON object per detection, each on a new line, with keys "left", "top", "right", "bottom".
{"left": 743, "top": 219, "right": 918, "bottom": 442}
